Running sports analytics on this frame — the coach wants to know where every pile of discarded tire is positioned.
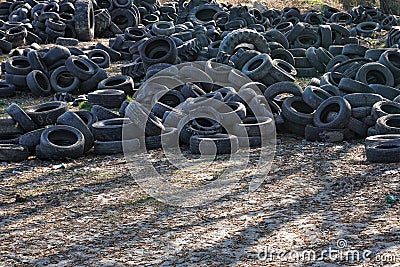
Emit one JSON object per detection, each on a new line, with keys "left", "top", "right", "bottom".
{"left": 1, "top": 0, "right": 400, "bottom": 163}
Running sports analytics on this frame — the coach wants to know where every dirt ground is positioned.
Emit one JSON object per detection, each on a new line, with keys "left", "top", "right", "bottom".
{"left": 1, "top": 125, "right": 399, "bottom": 266}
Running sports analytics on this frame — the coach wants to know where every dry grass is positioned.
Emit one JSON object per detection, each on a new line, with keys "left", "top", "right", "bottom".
{"left": 225, "top": 0, "right": 343, "bottom": 11}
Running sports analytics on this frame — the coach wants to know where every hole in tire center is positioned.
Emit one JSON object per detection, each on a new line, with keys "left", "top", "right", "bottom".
{"left": 35, "top": 105, "right": 58, "bottom": 112}
{"left": 145, "top": 41, "right": 169, "bottom": 59}
{"left": 381, "top": 105, "right": 400, "bottom": 114}
{"left": 366, "top": 71, "right": 386, "bottom": 84}
{"left": 292, "top": 101, "right": 314, "bottom": 114}
{"left": 387, "top": 118, "right": 400, "bottom": 128}
{"left": 105, "top": 79, "right": 123, "bottom": 86}
{"left": 248, "top": 58, "right": 263, "bottom": 71}
{"left": 48, "top": 129, "right": 78, "bottom": 146}
{"left": 12, "top": 59, "right": 30, "bottom": 68}
{"left": 321, "top": 103, "right": 340, "bottom": 122}
{"left": 159, "top": 94, "right": 180, "bottom": 107}
{"left": 128, "top": 29, "right": 144, "bottom": 37}
{"left": 195, "top": 9, "right": 217, "bottom": 21}
{"left": 104, "top": 119, "right": 128, "bottom": 126}
{"left": 388, "top": 53, "right": 400, "bottom": 68}
{"left": 276, "top": 61, "right": 292, "bottom": 72}
{"left": 194, "top": 118, "right": 215, "bottom": 128}
{"left": 35, "top": 72, "right": 48, "bottom": 89}
{"left": 90, "top": 8, "right": 95, "bottom": 28}
{"left": 73, "top": 59, "right": 90, "bottom": 71}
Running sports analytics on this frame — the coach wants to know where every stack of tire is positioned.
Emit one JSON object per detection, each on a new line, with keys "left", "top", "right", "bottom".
{"left": 124, "top": 81, "right": 275, "bottom": 155}
{"left": 387, "top": 26, "right": 400, "bottom": 48}
{"left": 265, "top": 46, "right": 400, "bottom": 139}
{"left": 0, "top": 99, "right": 145, "bottom": 161}
{"left": 94, "top": 0, "right": 141, "bottom": 37}
{"left": 0, "top": 45, "right": 112, "bottom": 97}
{"left": 0, "top": 0, "right": 95, "bottom": 48}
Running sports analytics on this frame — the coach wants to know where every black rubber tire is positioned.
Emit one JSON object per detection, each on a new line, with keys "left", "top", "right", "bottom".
{"left": 26, "top": 70, "right": 52, "bottom": 97}
{"left": 264, "top": 29, "right": 289, "bottom": 49}
{"left": 56, "top": 37, "right": 79, "bottom": 46}
{"left": 232, "top": 116, "right": 274, "bottom": 137}
{"left": 65, "top": 56, "right": 96, "bottom": 81}
{"left": 313, "top": 96, "right": 351, "bottom": 129}
{"left": 180, "top": 82, "right": 206, "bottom": 99}
{"left": 365, "top": 141, "right": 400, "bottom": 163}
{"left": 18, "top": 128, "right": 45, "bottom": 152}
{"left": 42, "top": 45, "right": 71, "bottom": 67}
{"left": 0, "top": 117, "right": 24, "bottom": 137}
{"left": 79, "top": 68, "right": 108, "bottom": 94}
{"left": 325, "top": 55, "right": 350, "bottom": 73}
{"left": 295, "top": 67, "right": 318, "bottom": 77}
{"left": 37, "top": 125, "right": 85, "bottom": 159}
{"left": 95, "top": 42, "right": 121, "bottom": 61}
{"left": 26, "top": 101, "right": 69, "bottom": 126}
{"left": 282, "top": 96, "right": 315, "bottom": 125}
{"left": 241, "top": 54, "right": 273, "bottom": 81}
{"left": 4, "top": 56, "right": 32, "bottom": 75}
{"left": 27, "top": 50, "right": 47, "bottom": 73}
{"left": 355, "top": 62, "right": 395, "bottom": 87}
{"left": 356, "top": 21, "right": 379, "bottom": 37}
{"left": 378, "top": 50, "right": 400, "bottom": 85}
{"left": 86, "top": 49, "right": 110, "bottom": 69}
{"left": 370, "top": 84, "right": 400, "bottom": 101}
{"left": 305, "top": 47, "right": 326, "bottom": 73}
{"left": 145, "top": 127, "right": 178, "bottom": 150}
{"left": 0, "top": 144, "right": 29, "bottom": 162}
{"left": 302, "top": 85, "right": 332, "bottom": 109}
{"left": 57, "top": 111, "right": 94, "bottom": 152}
{"left": 110, "top": 8, "right": 137, "bottom": 31}
{"left": 157, "top": 90, "right": 186, "bottom": 108}
{"left": 88, "top": 89, "right": 126, "bottom": 109}
{"left": 219, "top": 101, "right": 247, "bottom": 123}
{"left": 74, "top": 110, "right": 98, "bottom": 129}
{"left": 189, "top": 134, "right": 239, "bottom": 155}
{"left": 294, "top": 29, "right": 321, "bottom": 49}
{"left": 270, "top": 59, "right": 296, "bottom": 83}
{"left": 343, "top": 93, "right": 384, "bottom": 108}
{"left": 188, "top": 4, "right": 222, "bottom": 26}
{"left": 219, "top": 28, "right": 269, "bottom": 55}
{"left": 342, "top": 44, "right": 368, "bottom": 57}
{"left": 294, "top": 57, "right": 312, "bottom": 68}
{"left": 50, "top": 66, "right": 80, "bottom": 93}
{"left": 264, "top": 81, "right": 303, "bottom": 101}
{"left": 74, "top": 0, "right": 95, "bottom": 41}
{"left": 98, "top": 75, "right": 134, "bottom": 96}
{"left": 0, "top": 81, "right": 16, "bottom": 97}
{"left": 372, "top": 101, "right": 400, "bottom": 120}
{"left": 320, "top": 84, "right": 343, "bottom": 96}
{"left": 338, "top": 78, "right": 375, "bottom": 93}
{"left": 91, "top": 105, "right": 120, "bottom": 121}
{"left": 305, "top": 124, "right": 353, "bottom": 142}
{"left": 94, "top": 138, "right": 141, "bottom": 155}
{"left": 138, "top": 36, "right": 178, "bottom": 69}
{"left": 375, "top": 114, "right": 400, "bottom": 134}
{"left": 352, "top": 106, "right": 372, "bottom": 119}
{"left": 6, "top": 103, "right": 38, "bottom": 132}
{"left": 365, "top": 134, "right": 400, "bottom": 147}
{"left": 92, "top": 118, "right": 134, "bottom": 141}
{"left": 347, "top": 117, "right": 369, "bottom": 137}
{"left": 152, "top": 21, "right": 175, "bottom": 36}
